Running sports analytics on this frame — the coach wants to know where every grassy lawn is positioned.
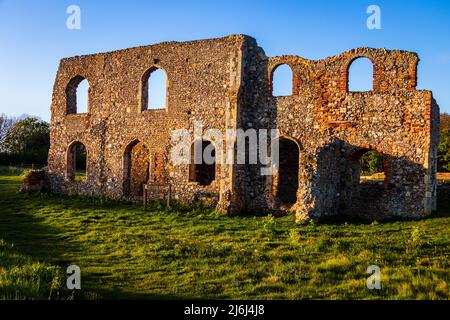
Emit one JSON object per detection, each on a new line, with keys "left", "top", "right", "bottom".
{"left": 0, "top": 168, "right": 449, "bottom": 300}
{"left": 75, "top": 170, "right": 86, "bottom": 182}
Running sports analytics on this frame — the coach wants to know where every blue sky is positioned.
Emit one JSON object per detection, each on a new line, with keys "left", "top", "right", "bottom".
{"left": 0, "top": 0, "right": 449, "bottom": 120}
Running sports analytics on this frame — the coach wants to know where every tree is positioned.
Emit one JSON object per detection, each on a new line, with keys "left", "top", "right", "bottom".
{"left": 2, "top": 117, "right": 50, "bottom": 164}
{"left": 438, "top": 131, "right": 450, "bottom": 172}
{"left": 440, "top": 113, "right": 450, "bottom": 131}
{"left": 360, "top": 150, "right": 384, "bottom": 176}
{"left": 0, "top": 114, "right": 16, "bottom": 152}
{"left": 438, "top": 113, "right": 450, "bottom": 172}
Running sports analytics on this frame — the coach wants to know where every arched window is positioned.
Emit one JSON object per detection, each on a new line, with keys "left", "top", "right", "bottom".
{"left": 348, "top": 57, "right": 373, "bottom": 92}
{"left": 272, "top": 64, "right": 293, "bottom": 96}
{"left": 141, "top": 67, "right": 168, "bottom": 110}
{"left": 66, "top": 76, "right": 89, "bottom": 114}
{"left": 67, "top": 141, "right": 87, "bottom": 181}
{"left": 189, "top": 140, "right": 215, "bottom": 186}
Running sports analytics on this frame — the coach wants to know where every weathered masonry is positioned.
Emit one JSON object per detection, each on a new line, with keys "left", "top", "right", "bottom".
{"left": 47, "top": 34, "right": 439, "bottom": 222}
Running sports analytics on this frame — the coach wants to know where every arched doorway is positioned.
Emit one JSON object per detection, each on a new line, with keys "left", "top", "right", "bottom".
{"left": 67, "top": 141, "right": 87, "bottom": 181}
{"left": 354, "top": 148, "right": 386, "bottom": 202}
{"left": 123, "top": 140, "right": 150, "bottom": 197}
{"left": 340, "top": 147, "right": 388, "bottom": 216}
{"left": 189, "top": 140, "right": 216, "bottom": 186}
{"left": 274, "top": 137, "right": 300, "bottom": 205}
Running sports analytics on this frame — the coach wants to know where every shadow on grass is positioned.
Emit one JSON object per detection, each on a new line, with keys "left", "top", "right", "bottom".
{"left": 0, "top": 176, "right": 203, "bottom": 300}
{"left": 317, "top": 201, "right": 450, "bottom": 226}
{"left": 0, "top": 184, "right": 68, "bottom": 259}
{"left": 1, "top": 171, "right": 449, "bottom": 300}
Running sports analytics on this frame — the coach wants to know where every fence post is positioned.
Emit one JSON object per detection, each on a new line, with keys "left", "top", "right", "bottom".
{"left": 143, "top": 184, "right": 147, "bottom": 210}
{"left": 167, "top": 184, "right": 171, "bottom": 208}
{"left": 32, "top": 163, "right": 34, "bottom": 170}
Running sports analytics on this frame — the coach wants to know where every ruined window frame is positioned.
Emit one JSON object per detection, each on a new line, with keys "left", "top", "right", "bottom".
{"left": 346, "top": 56, "right": 375, "bottom": 93}
{"left": 139, "top": 65, "right": 169, "bottom": 112}
{"left": 270, "top": 63, "right": 295, "bottom": 97}
{"left": 65, "top": 75, "right": 90, "bottom": 115}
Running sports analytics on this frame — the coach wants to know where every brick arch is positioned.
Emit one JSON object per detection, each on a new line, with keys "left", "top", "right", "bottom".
{"left": 65, "top": 75, "right": 90, "bottom": 114}
{"left": 122, "top": 138, "right": 150, "bottom": 154}
{"left": 271, "top": 134, "right": 303, "bottom": 151}
{"left": 333, "top": 48, "right": 420, "bottom": 93}
{"left": 139, "top": 65, "right": 169, "bottom": 112}
{"left": 268, "top": 134, "right": 306, "bottom": 167}
{"left": 347, "top": 143, "right": 385, "bottom": 160}
{"left": 268, "top": 57, "right": 302, "bottom": 96}
{"left": 341, "top": 55, "right": 378, "bottom": 93}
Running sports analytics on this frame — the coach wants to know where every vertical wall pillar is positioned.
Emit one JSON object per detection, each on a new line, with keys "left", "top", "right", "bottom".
{"left": 216, "top": 48, "right": 244, "bottom": 214}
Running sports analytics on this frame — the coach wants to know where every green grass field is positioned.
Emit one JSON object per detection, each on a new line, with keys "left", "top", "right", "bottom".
{"left": 0, "top": 167, "right": 449, "bottom": 300}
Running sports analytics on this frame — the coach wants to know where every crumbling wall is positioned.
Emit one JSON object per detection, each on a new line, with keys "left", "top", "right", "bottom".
{"left": 129, "top": 142, "right": 150, "bottom": 198}
{"left": 261, "top": 47, "right": 439, "bottom": 221}
{"left": 47, "top": 35, "right": 439, "bottom": 222}
{"left": 48, "top": 35, "right": 250, "bottom": 209}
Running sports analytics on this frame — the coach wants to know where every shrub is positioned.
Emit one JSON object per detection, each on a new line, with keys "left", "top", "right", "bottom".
{"left": 0, "top": 239, "right": 14, "bottom": 253}
{"left": 288, "top": 228, "right": 301, "bottom": 245}
{"left": 261, "top": 214, "right": 276, "bottom": 235}
{"left": 407, "top": 226, "right": 425, "bottom": 252}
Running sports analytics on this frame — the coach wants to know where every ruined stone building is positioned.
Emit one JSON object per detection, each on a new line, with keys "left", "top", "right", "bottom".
{"left": 47, "top": 35, "right": 440, "bottom": 222}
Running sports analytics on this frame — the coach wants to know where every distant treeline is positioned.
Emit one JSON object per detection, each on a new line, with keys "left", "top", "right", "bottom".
{"left": 439, "top": 113, "right": 450, "bottom": 172}
{"left": 0, "top": 114, "right": 49, "bottom": 166}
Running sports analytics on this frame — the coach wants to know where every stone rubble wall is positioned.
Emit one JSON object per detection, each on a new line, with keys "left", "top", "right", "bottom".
{"left": 47, "top": 35, "right": 439, "bottom": 222}
{"left": 48, "top": 35, "right": 248, "bottom": 207}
